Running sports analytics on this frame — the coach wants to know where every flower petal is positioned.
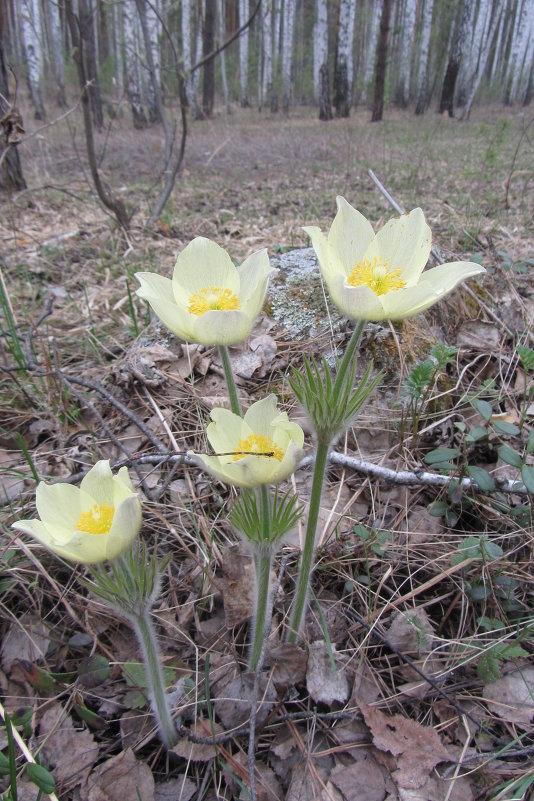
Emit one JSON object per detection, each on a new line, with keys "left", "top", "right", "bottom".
{"left": 365, "top": 208, "right": 432, "bottom": 283}
{"left": 35, "top": 482, "right": 87, "bottom": 530}
{"left": 106, "top": 495, "right": 142, "bottom": 561}
{"left": 192, "top": 309, "right": 253, "bottom": 346}
{"left": 205, "top": 408, "right": 248, "bottom": 459}
{"left": 326, "top": 275, "right": 386, "bottom": 321}
{"left": 243, "top": 395, "right": 279, "bottom": 437}
{"left": 80, "top": 460, "right": 114, "bottom": 504}
{"left": 237, "top": 248, "right": 272, "bottom": 316}
{"left": 328, "top": 196, "right": 375, "bottom": 272}
{"left": 303, "top": 226, "right": 346, "bottom": 285}
{"left": 136, "top": 272, "right": 195, "bottom": 340}
{"left": 173, "top": 237, "right": 239, "bottom": 295}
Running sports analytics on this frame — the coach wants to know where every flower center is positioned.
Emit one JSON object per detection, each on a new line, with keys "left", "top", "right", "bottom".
{"left": 232, "top": 435, "right": 283, "bottom": 462}
{"left": 76, "top": 503, "right": 115, "bottom": 535}
{"left": 188, "top": 286, "right": 241, "bottom": 316}
{"left": 347, "top": 257, "right": 406, "bottom": 296}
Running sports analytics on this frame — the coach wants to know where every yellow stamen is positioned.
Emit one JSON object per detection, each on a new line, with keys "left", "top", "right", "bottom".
{"left": 232, "top": 435, "right": 283, "bottom": 462}
{"left": 188, "top": 286, "right": 241, "bottom": 316}
{"left": 76, "top": 503, "right": 115, "bottom": 535}
{"left": 347, "top": 256, "right": 406, "bottom": 296}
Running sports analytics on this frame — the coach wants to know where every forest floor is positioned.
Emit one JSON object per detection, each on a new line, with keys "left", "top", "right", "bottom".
{"left": 1, "top": 99, "right": 534, "bottom": 801}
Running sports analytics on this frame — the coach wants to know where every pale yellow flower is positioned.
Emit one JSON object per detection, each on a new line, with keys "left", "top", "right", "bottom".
{"left": 136, "top": 237, "right": 272, "bottom": 345}
{"left": 12, "top": 461, "right": 141, "bottom": 564}
{"left": 189, "top": 395, "right": 305, "bottom": 488}
{"left": 304, "top": 197, "right": 486, "bottom": 320}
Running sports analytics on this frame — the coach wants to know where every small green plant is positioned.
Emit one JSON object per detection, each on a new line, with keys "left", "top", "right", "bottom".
{"left": 474, "top": 616, "right": 528, "bottom": 683}
{"left": 401, "top": 341, "right": 458, "bottom": 443}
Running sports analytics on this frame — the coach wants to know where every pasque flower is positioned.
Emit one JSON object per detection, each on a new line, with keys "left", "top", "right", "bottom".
{"left": 12, "top": 461, "right": 142, "bottom": 564}
{"left": 304, "top": 197, "right": 486, "bottom": 321}
{"left": 189, "top": 395, "right": 305, "bottom": 488}
{"left": 136, "top": 237, "right": 272, "bottom": 346}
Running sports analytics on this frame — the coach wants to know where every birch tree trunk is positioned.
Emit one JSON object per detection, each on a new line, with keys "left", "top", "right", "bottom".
{"left": 361, "top": 0, "right": 381, "bottom": 103}
{"left": 79, "top": 0, "right": 104, "bottom": 130}
{"left": 414, "top": 0, "right": 434, "bottom": 115}
{"left": 314, "top": 0, "right": 331, "bottom": 117}
{"left": 113, "top": 0, "right": 124, "bottom": 115}
{"left": 48, "top": 0, "right": 67, "bottom": 107}
{"left": 182, "top": 0, "right": 202, "bottom": 118}
{"left": 202, "top": 0, "right": 216, "bottom": 117}
{"left": 490, "top": 0, "right": 507, "bottom": 83}
{"left": 238, "top": 0, "right": 249, "bottom": 105}
{"left": 439, "top": 0, "right": 472, "bottom": 116}
{"left": 145, "top": 1, "right": 162, "bottom": 122}
{"left": 262, "top": 0, "right": 277, "bottom": 112}
{"left": 372, "top": 0, "right": 393, "bottom": 121}
{"left": 506, "top": 0, "right": 534, "bottom": 103}
{"left": 20, "top": 0, "right": 45, "bottom": 120}
{"left": 217, "top": 0, "right": 230, "bottom": 112}
{"left": 124, "top": 0, "right": 147, "bottom": 128}
{"left": 461, "top": 0, "right": 505, "bottom": 119}
{"left": 334, "top": 0, "right": 355, "bottom": 116}
{"left": 282, "top": 0, "right": 297, "bottom": 111}
{"left": 396, "top": 0, "right": 416, "bottom": 106}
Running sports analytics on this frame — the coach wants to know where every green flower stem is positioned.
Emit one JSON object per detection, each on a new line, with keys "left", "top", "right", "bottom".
{"left": 219, "top": 345, "right": 242, "bottom": 416}
{"left": 132, "top": 611, "right": 178, "bottom": 749}
{"left": 287, "top": 438, "right": 330, "bottom": 643}
{"left": 332, "top": 319, "right": 366, "bottom": 402}
{"left": 249, "top": 485, "right": 274, "bottom": 671}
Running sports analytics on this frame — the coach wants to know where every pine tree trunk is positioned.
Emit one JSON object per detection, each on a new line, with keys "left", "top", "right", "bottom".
{"left": 202, "top": 0, "right": 216, "bottom": 116}
{"left": 372, "top": 0, "right": 392, "bottom": 121}
{"left": 239, "top": 0, "right": 249, "bottom": 106}
{"left": 414, "top": 0, "right": 434, "bottom": 115}
{"left": 21, "top": 0, "right": 45, "bottom": 120}
{"left": 0, "top": 37, "right": 26, "bottom": 190}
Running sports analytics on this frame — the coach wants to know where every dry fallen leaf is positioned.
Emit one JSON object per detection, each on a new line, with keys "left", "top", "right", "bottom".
{"left": 330, "top": 751, "right": 386, "bottom": 801}
{"left": 483, "top": 667, "right": 534, "bottom": 726}
{"left": 1, "top": 614, "right": 50, "bottom": 672}
{"left": 215, "top": 672, "right": 276, "bottom": 729}
{"left": 456, "top": 322, "right": 500, "bottom": 351}
{"left": 220, "top": 544, "right": 257, "bottom": 627}
{"left": 306, "top": 640, "right": 350, "bottom": 705}
{"left": 155, "top": 776, "right": 196, "bottom": 801}
{"left": 83, "top": 747, "right": 154, "bottom": 801}
{"left": 172, "top": 722, "right": 222, "bottom": 761}
{"left": 361, "top": 705, "right": 449, "bottom": 790}
{"left": 386, "top": 608, "right": 434, "bottom": 654}
{"left": 265, "top": 643, "right": 308, "bottom": 687}
{"left": 40, "top": 703, "right": 99, "bottom": 784}
{"left": 398, "top": 773, "right": 473, "bottom": 801}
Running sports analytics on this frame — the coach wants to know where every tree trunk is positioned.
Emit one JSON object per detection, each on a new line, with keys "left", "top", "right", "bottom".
{"left": 372, "top": 0, "right": 392, "bottom": 121}
{"left": 282, "top": 0, "right": 296, "bottom": 111}
{"left": 113, "top": 0, "right": 124, "bottom": 115}
{"left": 48, "top": 0, "right": 67, "bottom": 107}
{"left": 79, "top": 0, "right": 104, "bottom": 130}
{"left": 334, "top": 0, "right": 355, "bottom": 116}
{"left": 202, "top": 0, "right": 216, "bottom": 117}
{"left": 123, "top": 0, "right": 147, "bottom": 127}
{"left": 262, "top": 0, "right": 277, "bottom": 112}
{"left": 506, "top": 0, "right": 534, "bottom": 103}
{"left": 319, "top": 62, "right": 333, "bottom": 120}
{"left": 0, "top": 37, "right": 26, "bottom": 191}
{"left": 145, "top": 1, "right": 162, "bottom": 122}
{"left": 462, "top": 0, "right": 505, "bottom": 120}
{"left": 20, "top": 0, "right": 45, "bottom": 120}
{"left": 439, "top": 0, "right": 472, "bottom": 116}
{"left": 414, "top": 0, "right": 434, "bottom": 115}
{"left": 362, "top": 0, "right": 381, "bottom": 103}
{"left": 217, "top": 0, "right": 230, "bottom": 112}
{"left": 238, "top": 0, "right": 249, "bottom": 105}
{"left": 396, "top": 0, "right": 416, "bottom": 107}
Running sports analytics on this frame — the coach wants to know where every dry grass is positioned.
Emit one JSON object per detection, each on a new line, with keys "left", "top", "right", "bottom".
{"left": 0, "top": 98, "right": 533, "bottom": 800}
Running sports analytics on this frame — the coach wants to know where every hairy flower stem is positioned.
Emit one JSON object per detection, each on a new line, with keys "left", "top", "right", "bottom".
{"left": 332, "top": 319, "right": 366, "bottom": 400}
{"left": 287, "top": 321, "right": 366, "bottom": 643}
{"left": 249, "top": 486, "right": 274, "bottom": 671}
{"left": 219, "top": 345, "right": 242, "bottom": 416}
{"left": 287, "top": 438, "right": 330, "bottom": 643}
{"left": 131, "top": 611, "right": 178, "bottom": 748}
